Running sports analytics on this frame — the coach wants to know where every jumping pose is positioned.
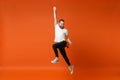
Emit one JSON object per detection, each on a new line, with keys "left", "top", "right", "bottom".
{"left": 51, "top": 6, "right": 74, "bottom": 74}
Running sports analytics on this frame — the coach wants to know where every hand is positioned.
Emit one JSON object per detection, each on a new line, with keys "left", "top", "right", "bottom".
{"left": 66, "top": 41, "right": 72, "bottom": 48}
{"left": 69, "top": 41, "right": 72, "bottom": 45}
{"left": 53, "top": 6, "right": 56, "bottom": 11}
{"left": 67, "top": 38, "right": 72, "bottom": 45}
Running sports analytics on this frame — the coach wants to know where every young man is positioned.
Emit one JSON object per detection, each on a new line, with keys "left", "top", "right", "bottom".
{"left": 51, "top": 6, "right": 74, "bottom": 74}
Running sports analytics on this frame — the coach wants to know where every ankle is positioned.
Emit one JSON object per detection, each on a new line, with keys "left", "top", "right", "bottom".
{"left": 55, "top": 57, "right": 59, "bottom": 59}
{"left": 69, "top": 65, "right": 72, "bottom": 67}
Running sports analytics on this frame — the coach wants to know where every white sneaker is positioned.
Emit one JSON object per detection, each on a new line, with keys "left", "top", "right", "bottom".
{"left": 68, "top": 65, "right": 74, "bottom": 74}
{"left": 51, "top": 57, "right": 59, "bottom": 64}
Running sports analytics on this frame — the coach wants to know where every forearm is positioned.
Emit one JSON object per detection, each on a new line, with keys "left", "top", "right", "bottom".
{"left": 67, "top": 38, "right": 72, "bottom": 44}
{"left": 53, "top": 9, "right": 56, "bottom": 19}
{"left": 53, "top": 6, "right": 57, "bottom": 25}
{"left": 66, "top": 35, "right": 72, "bottom": 45}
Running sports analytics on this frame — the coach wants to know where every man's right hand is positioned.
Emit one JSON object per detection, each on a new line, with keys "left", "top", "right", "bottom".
{"left": 53, "top": 6, "right": 56, "bottom": 11}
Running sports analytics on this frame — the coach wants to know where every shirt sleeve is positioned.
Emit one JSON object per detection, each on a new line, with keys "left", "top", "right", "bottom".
{"left": 65, "top": 29, "right": 68, "bottom": 36}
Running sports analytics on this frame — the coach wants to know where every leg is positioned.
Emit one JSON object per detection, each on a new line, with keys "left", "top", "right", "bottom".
{"left": 52, "top": 41, "right": 67, "bottom": 57}
{"left": 52, "top": 44, "right": 59, "bottom": 57}
{"left": 58, "top": 42, "right": 74, "bottom": 74}
{"left": 58, "top": 47, "right": 71, "bottom": 66}
{"left": 51, "top": 43, "right": 59, "bottom": 64}
{"left": 59, "top": 47, "right": 74, "bottom": 74}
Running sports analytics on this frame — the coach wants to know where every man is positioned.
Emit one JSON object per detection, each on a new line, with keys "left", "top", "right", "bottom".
{"left": 51, "top": 6, "right": 74, "bottom": 74}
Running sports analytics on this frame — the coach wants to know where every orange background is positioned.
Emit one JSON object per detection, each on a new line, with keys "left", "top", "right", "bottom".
{"left": 0, "top": 0, "right": 120, "bottom": 80}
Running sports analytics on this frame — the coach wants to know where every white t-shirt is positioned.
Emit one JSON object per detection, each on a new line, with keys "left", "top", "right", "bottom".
{"left": 54, "top": 24, "right": 68, "bottom": 42}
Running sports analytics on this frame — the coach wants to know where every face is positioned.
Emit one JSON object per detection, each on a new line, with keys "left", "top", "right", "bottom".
{"left": 59, "top": 21, "right": 64, "bottom": 29}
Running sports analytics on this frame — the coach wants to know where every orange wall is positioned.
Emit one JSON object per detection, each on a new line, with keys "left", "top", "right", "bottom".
{"left": 0, "top": 0, "right": 120, "bottom": 68}
{"left": 0, "top": 7, "right": 3, "bottom": 66}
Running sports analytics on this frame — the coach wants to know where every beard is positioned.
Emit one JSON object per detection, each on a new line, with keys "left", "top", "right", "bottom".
{"left": 60, "top": 26, "right": 64, "bottom": 29}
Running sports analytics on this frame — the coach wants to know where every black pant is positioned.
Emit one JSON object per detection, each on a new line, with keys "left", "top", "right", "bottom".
{"left": 52, "top": 41, "right": 71, "bottom": 66}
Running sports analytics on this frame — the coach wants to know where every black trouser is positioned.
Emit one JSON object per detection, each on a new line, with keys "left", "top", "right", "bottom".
{"left": 52, "top": 41, "right": 71, "bottom": 66}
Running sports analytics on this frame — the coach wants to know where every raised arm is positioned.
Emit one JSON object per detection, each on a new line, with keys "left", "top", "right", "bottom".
{"left": 53, "top": 6, "right": 57, "bottom": 26}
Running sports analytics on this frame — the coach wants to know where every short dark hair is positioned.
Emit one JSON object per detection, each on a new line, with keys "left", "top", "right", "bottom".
{"left": 59, "top": 19, "right": 64, "bottom": 22}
